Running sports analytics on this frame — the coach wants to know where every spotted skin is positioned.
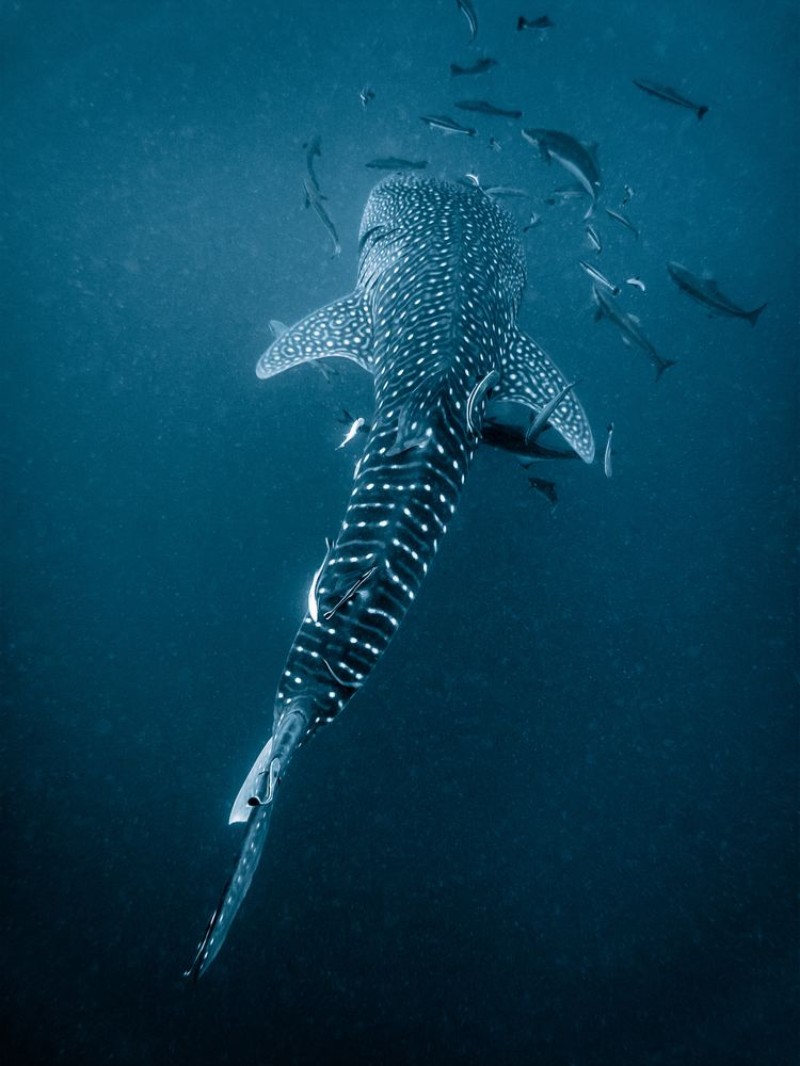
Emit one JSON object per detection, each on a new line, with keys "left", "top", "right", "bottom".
{"left": 187, "top": 176, "right": 593, "bottom": 979}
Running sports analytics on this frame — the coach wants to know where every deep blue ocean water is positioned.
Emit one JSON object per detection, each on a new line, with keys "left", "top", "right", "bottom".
{"left": 3, "top": 1, "right": 798, "bottom": 1063}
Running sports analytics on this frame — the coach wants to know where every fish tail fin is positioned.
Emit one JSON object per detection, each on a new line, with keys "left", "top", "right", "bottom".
{"left": 747, "top": 303, "right": 767, "bottom": 327}
{"left": 655, "top": 358, "right": 678, "bottom": 382}
{"left": 185, "top": 702, "right": 312, "bottom": 980}
{"left": 697, "top": 105, "right": 709, "bottom": 121}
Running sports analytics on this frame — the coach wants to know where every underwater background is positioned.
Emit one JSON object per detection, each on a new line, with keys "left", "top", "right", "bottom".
{"left": 3, "top": 1, "right": 798, "bottom": 1063}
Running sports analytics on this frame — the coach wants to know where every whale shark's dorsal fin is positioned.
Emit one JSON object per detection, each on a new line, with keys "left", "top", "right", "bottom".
{"left": 494, "top": 329, "right": 595, "bottom": 462}
{"left": 256, "top": 292, "right": 374, "bottom": 380}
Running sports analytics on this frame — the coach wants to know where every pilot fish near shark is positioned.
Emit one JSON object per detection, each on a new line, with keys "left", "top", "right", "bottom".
{"left": 186, "top": 175, "right": 594, "bottom": 979}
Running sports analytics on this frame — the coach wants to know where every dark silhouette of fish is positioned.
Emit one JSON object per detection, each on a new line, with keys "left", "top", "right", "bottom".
{"left": 528, "top": 476, "right": 558, "bottom": 508}
{"left": 450, "top": 57, "right": 498, "bottom": 76}
{"left": 517, "top": 14, "right": 554, "bottom": 30}
{"left": 365, "top": 157, "right": 429, "bottom": 171}
{"left": 633, "top": 79, "right": 709, "bottom": 121}
{"left": 522, "top": 128, "right": 601, "bottom": 218}
{"left": 592, "top": 285, "right": 676, "bottom": 381}
{"left": 186, "top": 175, "right": 594, "bottom": 979}
{"left": 667, "top": 262, "right": 766, "bottom": 325}
{"left": 455, "top": 100, "right": 522, "bottom": 119}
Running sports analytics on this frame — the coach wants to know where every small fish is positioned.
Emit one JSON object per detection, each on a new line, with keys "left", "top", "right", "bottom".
{"left": 484, "top": 185, "right": 530, "bottom": 198}
{"left": 455, "top": 99, "right": 522, "bottom": 119}
{"left": 456, "top": 0, "right": 478, "bottom": 41}
{"left": 322, "top": 566, "right": 377, "bottom": 621}
{"left": 359, "top": 86, "right": 375, "bottom": 109}
{"left": 592, "top": 285, "right": 676, "bottom": 381}
{"left": 522, "top": 212, "right": 542, "bottom": 232}
{"left": 625, "top": 276, "right": 646, "bottom": 292}
{"left": 585, "top": 224, "right": 602, "bottom": 254}
{"left": 633, "top": 78, "right": 709, "bottom": 121}
{"left": 522, "top": 128, "right": 601, "bottom": 218}
{"left": 307, "top": 538, "right": 334, "bottom": 623}
{"left": 525, "top": 381, "right": 577, "bottom": 443}
{"left": 544, "top": 184, "right": 585, "bottom": 206}
{"left": 604, "top": 207, "right": 639, "bottom": 239}
{"left": 303, "top": 176, "right": 341, "bottom": 258}
{"left": 303, "top": 134, "right": 322, "bottom": 196}
{"left": 450, "top": 57, "right": 498, "bottom": 77}
{"left": 421, "top": 114, "right": 476, "bottom": 136}
{"left": 603, "top": 423, "right": 614, "bottom": 479}
{"left": 528, "top": 476, "right": 558, "bottom": 508}
{"left": 621, "top": 184, "right": 634, "bottom": 206}
{"left": 337, "top": 417, "right": 367, "bottom": 449}
{"left": 488, "top": 136, "right": 502, "bottom": 152}
{"left": 365, "top": 157, "right": 429, "bottom": 171}
{"left": 517, "top": 15, "right": 554, "bottom": 30}
{"left": 579, "top": 261, "right": 619, "bottom": 296}
{"left": 667, "top": 262, "right": 766, "bottom": 326}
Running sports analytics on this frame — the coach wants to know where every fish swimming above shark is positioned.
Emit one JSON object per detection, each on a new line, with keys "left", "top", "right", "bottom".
{"left": 521, "top": 128, "right": 601, "bottom": 219}
{"left": 592, "top": 284, "right": 676, "bottom": 381}
{"left": 185, "top": 174, "right": 595, "bottom": 979}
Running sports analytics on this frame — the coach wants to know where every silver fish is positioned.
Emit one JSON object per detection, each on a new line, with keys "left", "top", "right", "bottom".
{"left": 187, "top": 175, "right": 594, "bottom": 979}
{"left": 522, "top": 128, "right": 601, "bottom": 218}
{"left": 420, "top": 114, "right": 476, "bottom": 136}
{"left": 633, "top": 79, "right": 709, "bottom": 121}
{"left": 456, "top": 0, "right": 478, "bottom": 40}
{"left": 579, "top": 260, "right": 619, "bottom": 296}
{"left": 604, "top": 207, "right": 639, "bottom": 239}
{"left": 303, "top": 175, "right": 341, "bottom": 258}
{"left": 625, "top": 277, "right": 646, "bottom": 292}
{"left": 667, "top": 262, "right": 766, "bottom": 326}
{"left": 585, "top": 224, "right": 602, "bottom": 254}
{"left": 592, "top": 285, "right": 676, "bottom": 381}
{"left": 603, "top": 423, "right": 614, "bottom": 479}
{"left": 359, "top": 86, "right": 375, "bottom": 109}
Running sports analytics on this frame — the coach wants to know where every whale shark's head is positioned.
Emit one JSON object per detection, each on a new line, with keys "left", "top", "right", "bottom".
{"left": 356, "top": 175, "right": 527, "bottom": 315}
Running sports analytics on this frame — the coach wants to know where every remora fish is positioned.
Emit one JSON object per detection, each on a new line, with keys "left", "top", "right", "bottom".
{"left": 365, "top": 157, "right": 429, "bottom": 171}
{"left": 303, "top": 175, "right": 341, "bottom": 258}
{"left": 421, "top": 114, "right": 476, "bottom": 136}
{"left": 667, "top": 262, "right": 766, "bottom": 326}
{"left": 633, "top": 79, "right": 709, "bottom": 121}
{"left": 521, "top": 128, "right": 601, "bottom": 218}
{"left": 579, "top": 260, "right": 619, "bottom": 295}
{"left": 450, "top": 57, "right": 498, "bottom": 76}
{"left": 456, "top": 0, "right": 478, "bottom": 40}
{"left": 455, "top": 100, "right": 523, "bottom": 119}
{"left": 592, "top": 285, "right": 676, "bottom": 381}
{"left": 186, "top": 175, "right": 594, "bottom": 979}
{"left": 604, "top": 207, "right": 639, "bottom": 239}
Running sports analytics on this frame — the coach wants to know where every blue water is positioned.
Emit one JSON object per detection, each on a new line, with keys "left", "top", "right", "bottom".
{"left": 3, "top": 1, "right": 797, "bottom": 1063}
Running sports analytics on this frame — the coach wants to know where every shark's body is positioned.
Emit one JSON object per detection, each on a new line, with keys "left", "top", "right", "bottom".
{"left": 187, "top": 175, "right": 594, "bottom": 979}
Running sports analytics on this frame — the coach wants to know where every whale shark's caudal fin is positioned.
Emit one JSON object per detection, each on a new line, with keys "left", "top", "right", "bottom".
{"left": 494, "top": 328, "right": 595, "bottom": 462}
{"left": 256, "top": 293, "right": 375, "bottom": 380}
{"left": 185, "top": 704, "right": 312, "bottom": 981}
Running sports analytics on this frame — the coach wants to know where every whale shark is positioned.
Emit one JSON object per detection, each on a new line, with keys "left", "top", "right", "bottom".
{"left": 186, "top": 175, "right": 594, "bottom": 979}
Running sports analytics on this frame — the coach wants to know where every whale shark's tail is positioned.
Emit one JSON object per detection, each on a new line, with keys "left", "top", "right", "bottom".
{"left": 185, "top": 702, "right": 311, "bottom": 981}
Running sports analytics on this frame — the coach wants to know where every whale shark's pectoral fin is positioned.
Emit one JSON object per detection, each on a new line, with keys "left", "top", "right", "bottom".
{"left": 255, "top": 292, "right": 374, "bottom": 380}
{"left": 494, "top": 329, "right": 595, "bottom": 463}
